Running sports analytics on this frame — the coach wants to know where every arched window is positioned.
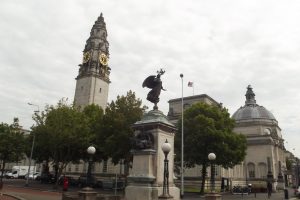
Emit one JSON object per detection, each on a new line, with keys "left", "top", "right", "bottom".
{"left": 258, "top": 162, "right": 267, "bottom": 178}
{"left": 247, "top": 163, "right": 255, "bottom": 178}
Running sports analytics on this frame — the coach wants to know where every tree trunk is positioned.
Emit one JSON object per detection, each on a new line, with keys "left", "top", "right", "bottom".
{"left": 0, "top": 161, "right": 5, "bottom": 183}
{"left": 52, "top": 162, "right": 60, "bottom": 189}
{"left": 124, "top": 159, "right": 131, "bottom": 187}
{"left": 200, "top": 163, "right": 207, "bottom": 195}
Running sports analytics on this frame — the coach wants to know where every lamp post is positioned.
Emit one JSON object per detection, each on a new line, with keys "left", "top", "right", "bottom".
{"left": 26, "top": 103, "right": 39, "bottom": 187}
{"left": 180, "top": 73, "right": 184, "bottom": 198}
{"left": 159, "top": 139, "right": 172, "bottom": 199}
{"left": 208, "top": 153, "right": 216, "bottom": 193}
{"left": 86, "top": 146, "right": 96, "bottom": 187}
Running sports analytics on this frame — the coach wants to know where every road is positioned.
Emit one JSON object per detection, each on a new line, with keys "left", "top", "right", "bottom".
{"left": 0, "top": 179, "right": 298, "bottom": 200}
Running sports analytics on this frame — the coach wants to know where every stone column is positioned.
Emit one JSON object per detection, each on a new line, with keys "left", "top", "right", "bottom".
{"left": 277, "top": 161, "right": 284, "bottom": 189}
{"left": 125, "top": 109, "right": 180, "bottom": 200}
{"left": 267, "top": 157, "right": 274, "bottom": 181}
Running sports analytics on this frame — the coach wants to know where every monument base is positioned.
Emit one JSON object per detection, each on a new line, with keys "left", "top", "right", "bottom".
{"left": 205, "top": 192, "right": 222, "bottom": 200}
{"left": 277, "top": 181, "right": 284, "bottom": 190}
{"left": 78, "top": 187, "right": 97, "bottom": 200}
{"left": 125, "top": 185, "right": 180, "bottom": 200}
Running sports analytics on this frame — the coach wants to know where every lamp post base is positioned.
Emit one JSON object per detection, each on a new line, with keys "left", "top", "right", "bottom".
{"left": 205, "top": 192, "right": 222, "bottom": 200}
{"left": 78, "top": 187, "right": 97, "bottom": 200}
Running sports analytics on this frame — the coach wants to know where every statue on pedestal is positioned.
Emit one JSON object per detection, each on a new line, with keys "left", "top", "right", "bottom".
{"left": 143, "top": 69, "right": 166, "bottom": 110}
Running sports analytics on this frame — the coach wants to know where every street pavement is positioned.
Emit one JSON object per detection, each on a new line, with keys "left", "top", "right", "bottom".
{"left": 0, "top": 179, "right": 298, "bottom": 200}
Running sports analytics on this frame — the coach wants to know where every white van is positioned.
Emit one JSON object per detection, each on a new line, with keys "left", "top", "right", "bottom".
{"left": 6, "top": 166, "right": 33, "bottom": 179}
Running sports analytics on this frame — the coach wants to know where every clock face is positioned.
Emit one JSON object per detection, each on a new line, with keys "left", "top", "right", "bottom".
{"left": 83, "top": 52, "right": 90, "bottom": 63}
{"left": 99, "top": 53, "right": 108, "bottom": 66}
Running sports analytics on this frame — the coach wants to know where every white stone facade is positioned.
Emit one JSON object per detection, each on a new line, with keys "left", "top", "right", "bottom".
{"left": 167, "top": 87, "right": 288, "bottom": 191}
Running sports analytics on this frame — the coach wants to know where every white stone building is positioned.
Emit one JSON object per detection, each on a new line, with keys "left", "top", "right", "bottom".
{"left": 167, "top": 85, "right": 287, "bottom": 191}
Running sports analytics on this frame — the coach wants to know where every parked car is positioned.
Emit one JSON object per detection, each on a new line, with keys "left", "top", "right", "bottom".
{"left": 294, "top": 186, "right": 300, "bottom": 197}
{"left": 58, "top": 175, "right": 79, "bottom": 186}
{"left": 5, "top": 171, "right": 13, "bottom": 179}
{"left": 77, "top": 175, "right": 102, "bottom": 188}
{"left": 40, "top": 173, "right": 55, "bottom": 184}
{"left": 25, "top": 172, "right": 40, "bottom": 180}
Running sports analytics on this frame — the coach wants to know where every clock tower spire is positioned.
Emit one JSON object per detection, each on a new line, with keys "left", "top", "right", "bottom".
{"left": 74, "top": 13, "right": 110, "bottom": 110}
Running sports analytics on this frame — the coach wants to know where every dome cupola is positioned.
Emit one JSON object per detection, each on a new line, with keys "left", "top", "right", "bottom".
{"left": 232, "top": 85, "right": 277, "bottom": 123}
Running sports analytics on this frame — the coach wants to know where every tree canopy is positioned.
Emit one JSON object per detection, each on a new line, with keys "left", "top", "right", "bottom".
{"left": 0, "top": 118, "right": 26, "bottom": 183}
{"left": 175, "top": 102, "right": 247, "bottom": 194}
{"left": 102, "top": 90, "right": 145, "bottom": 168}
{"left": 30, "top": 91, "right": 145, "bottom": 182}
{"left": 31, "top": 100, "right": 92, "bottom": 186}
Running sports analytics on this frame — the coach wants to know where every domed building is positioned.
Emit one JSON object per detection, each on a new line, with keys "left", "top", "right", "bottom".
{"left": 167, "top": 85, "right": 288, "bottom": 191}
{"left": 232, "top": 85, "right": 286, "bottom": 190}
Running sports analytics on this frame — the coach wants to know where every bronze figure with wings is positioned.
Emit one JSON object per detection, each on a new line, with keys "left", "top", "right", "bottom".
{"left": 142, "top": 69, "right": 166, "bottom": 110}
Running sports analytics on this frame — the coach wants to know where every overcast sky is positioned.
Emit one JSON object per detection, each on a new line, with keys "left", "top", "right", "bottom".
{"left": 0, "top": 0, "right": 299, "bottom": 156}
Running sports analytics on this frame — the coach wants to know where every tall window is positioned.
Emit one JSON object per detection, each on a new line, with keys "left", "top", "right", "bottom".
{"left": 103, "top": 160, "right": 108, "bottom": 173}
{"left": 75, "top": 164, "right": 79, "bottom": 172}
{"left": 214, "top": 165, "right": 218, "bottom": 176}
{"left": 258, "top": 163, "right": 267, "bottom": 178}
{"left": 248, "top": 163, "right": 255, "bottom": 178}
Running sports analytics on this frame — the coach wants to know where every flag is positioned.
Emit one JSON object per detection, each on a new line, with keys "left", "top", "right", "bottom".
{"left": 188, "top": 81, "right": 193, "bottom": 87}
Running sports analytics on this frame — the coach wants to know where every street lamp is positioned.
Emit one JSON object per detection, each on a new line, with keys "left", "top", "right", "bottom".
{"left": 180, "top": 73, "right": 184, "bottom": 198}
{"left": 26, "top": 102, "right": 39, "bottom": 187}
{"left": 208, "top": 153, "right": 216, "bottom": 193}
{"left": 86, "top": 146, "right": 96, "bottom": 187}
{"left": 159, "top": 139, "right": 172, "bottom": 199}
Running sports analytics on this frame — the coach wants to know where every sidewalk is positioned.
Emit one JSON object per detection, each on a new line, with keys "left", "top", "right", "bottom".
{"left": 1, "top": 184, "right": 61, "bottom": 200}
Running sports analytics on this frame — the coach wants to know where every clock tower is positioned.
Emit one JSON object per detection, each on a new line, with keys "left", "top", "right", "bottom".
{"left": 74, "top": 13, "right": 110, "bottom": 110}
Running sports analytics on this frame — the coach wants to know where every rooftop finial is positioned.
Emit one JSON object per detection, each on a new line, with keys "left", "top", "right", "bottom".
{"left": 97, "top": 13, "right": 104, "bottom": 22}
{"left": 245, "top": 85, "right": 256, "bottom": 105}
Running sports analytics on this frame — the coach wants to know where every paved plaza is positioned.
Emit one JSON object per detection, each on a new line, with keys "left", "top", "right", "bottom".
{"left": 0, "top": 179, "right": 298, "bottom": 200}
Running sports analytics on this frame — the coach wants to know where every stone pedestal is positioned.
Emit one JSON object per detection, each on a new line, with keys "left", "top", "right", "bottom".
{"left": 205, "top": 193, "right": 222, "bottom": 200}
{"left": 78, "top": 187, "right": 97, "bottom": 200}
{"left": 125, "top": 110, "right": 180, "bottom": 200}
{"left": 277, "top": 174, "right": 284, "bottom": 190}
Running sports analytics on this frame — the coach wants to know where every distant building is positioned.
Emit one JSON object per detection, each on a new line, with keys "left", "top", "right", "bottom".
{"left": 167, "top": 85, "right": 288, "bottom": 190}
{"left": 167, "top": 94, "right": 220, "bottom": 124}
{"left": 232, "top": 85, "right": 286, "bottom": 190}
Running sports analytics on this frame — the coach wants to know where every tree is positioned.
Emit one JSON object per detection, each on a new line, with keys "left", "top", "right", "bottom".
{"left": 0, "top": 118, "right": 26, "bottom": 184}
{"left": 82, "top": 104, "right": 105, "bottom": 161}
{"left": 102, "top": 90, "right": 145, "bottom": 173}
{"left": 175, "top": 102, "right": 247, "bottom": 194}
{"left": 31, "top": 100, "right": 91, "bottom": 187}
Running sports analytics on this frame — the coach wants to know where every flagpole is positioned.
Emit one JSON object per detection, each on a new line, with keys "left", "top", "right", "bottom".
{"left": 180, "top": 73, "right": 184, "bottom": 198}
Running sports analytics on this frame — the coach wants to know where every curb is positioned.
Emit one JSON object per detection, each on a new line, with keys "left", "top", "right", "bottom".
{"left": 1, "top": 193, "right": 27, "bottom": 200}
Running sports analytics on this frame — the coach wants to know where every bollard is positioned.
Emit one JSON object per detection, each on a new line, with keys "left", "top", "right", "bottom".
{"left": 284, "top": 189, "right": 289, "bottom": 199}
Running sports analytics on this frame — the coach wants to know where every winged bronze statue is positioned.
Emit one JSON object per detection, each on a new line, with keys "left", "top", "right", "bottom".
{"left": 142, "top": 69, "right": 166, "bottom": 110}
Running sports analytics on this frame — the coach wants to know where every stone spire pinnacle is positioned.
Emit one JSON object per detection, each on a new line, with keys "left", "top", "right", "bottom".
{"left": 76, "top": 13, "right": 110, "bottom": 83}
{"left": 245, "top": 85, "right": 256, "bottom": 105}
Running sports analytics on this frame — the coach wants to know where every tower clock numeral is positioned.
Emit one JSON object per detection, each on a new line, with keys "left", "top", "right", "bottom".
{"left": 99, "top": 53, "right": 108, "bottom": 66}
{"left": 83, "top": 52, "right": 91, "bottom": 63}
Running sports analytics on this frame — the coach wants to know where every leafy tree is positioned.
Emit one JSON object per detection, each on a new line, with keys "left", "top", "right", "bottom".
{"left": 0, "top": 118, "right": 26, "bottom": 183}
{"left": 102, "top": 90, "right": 145, "bottom": 173}
{"left": 31, "top": 100, "right": 90, "bottom": 187}
{"left": 175, "top": 103, "right": 247, "bottom": 194}
{"left": 82, "top": 104, "right": 105, "bottom": 161}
